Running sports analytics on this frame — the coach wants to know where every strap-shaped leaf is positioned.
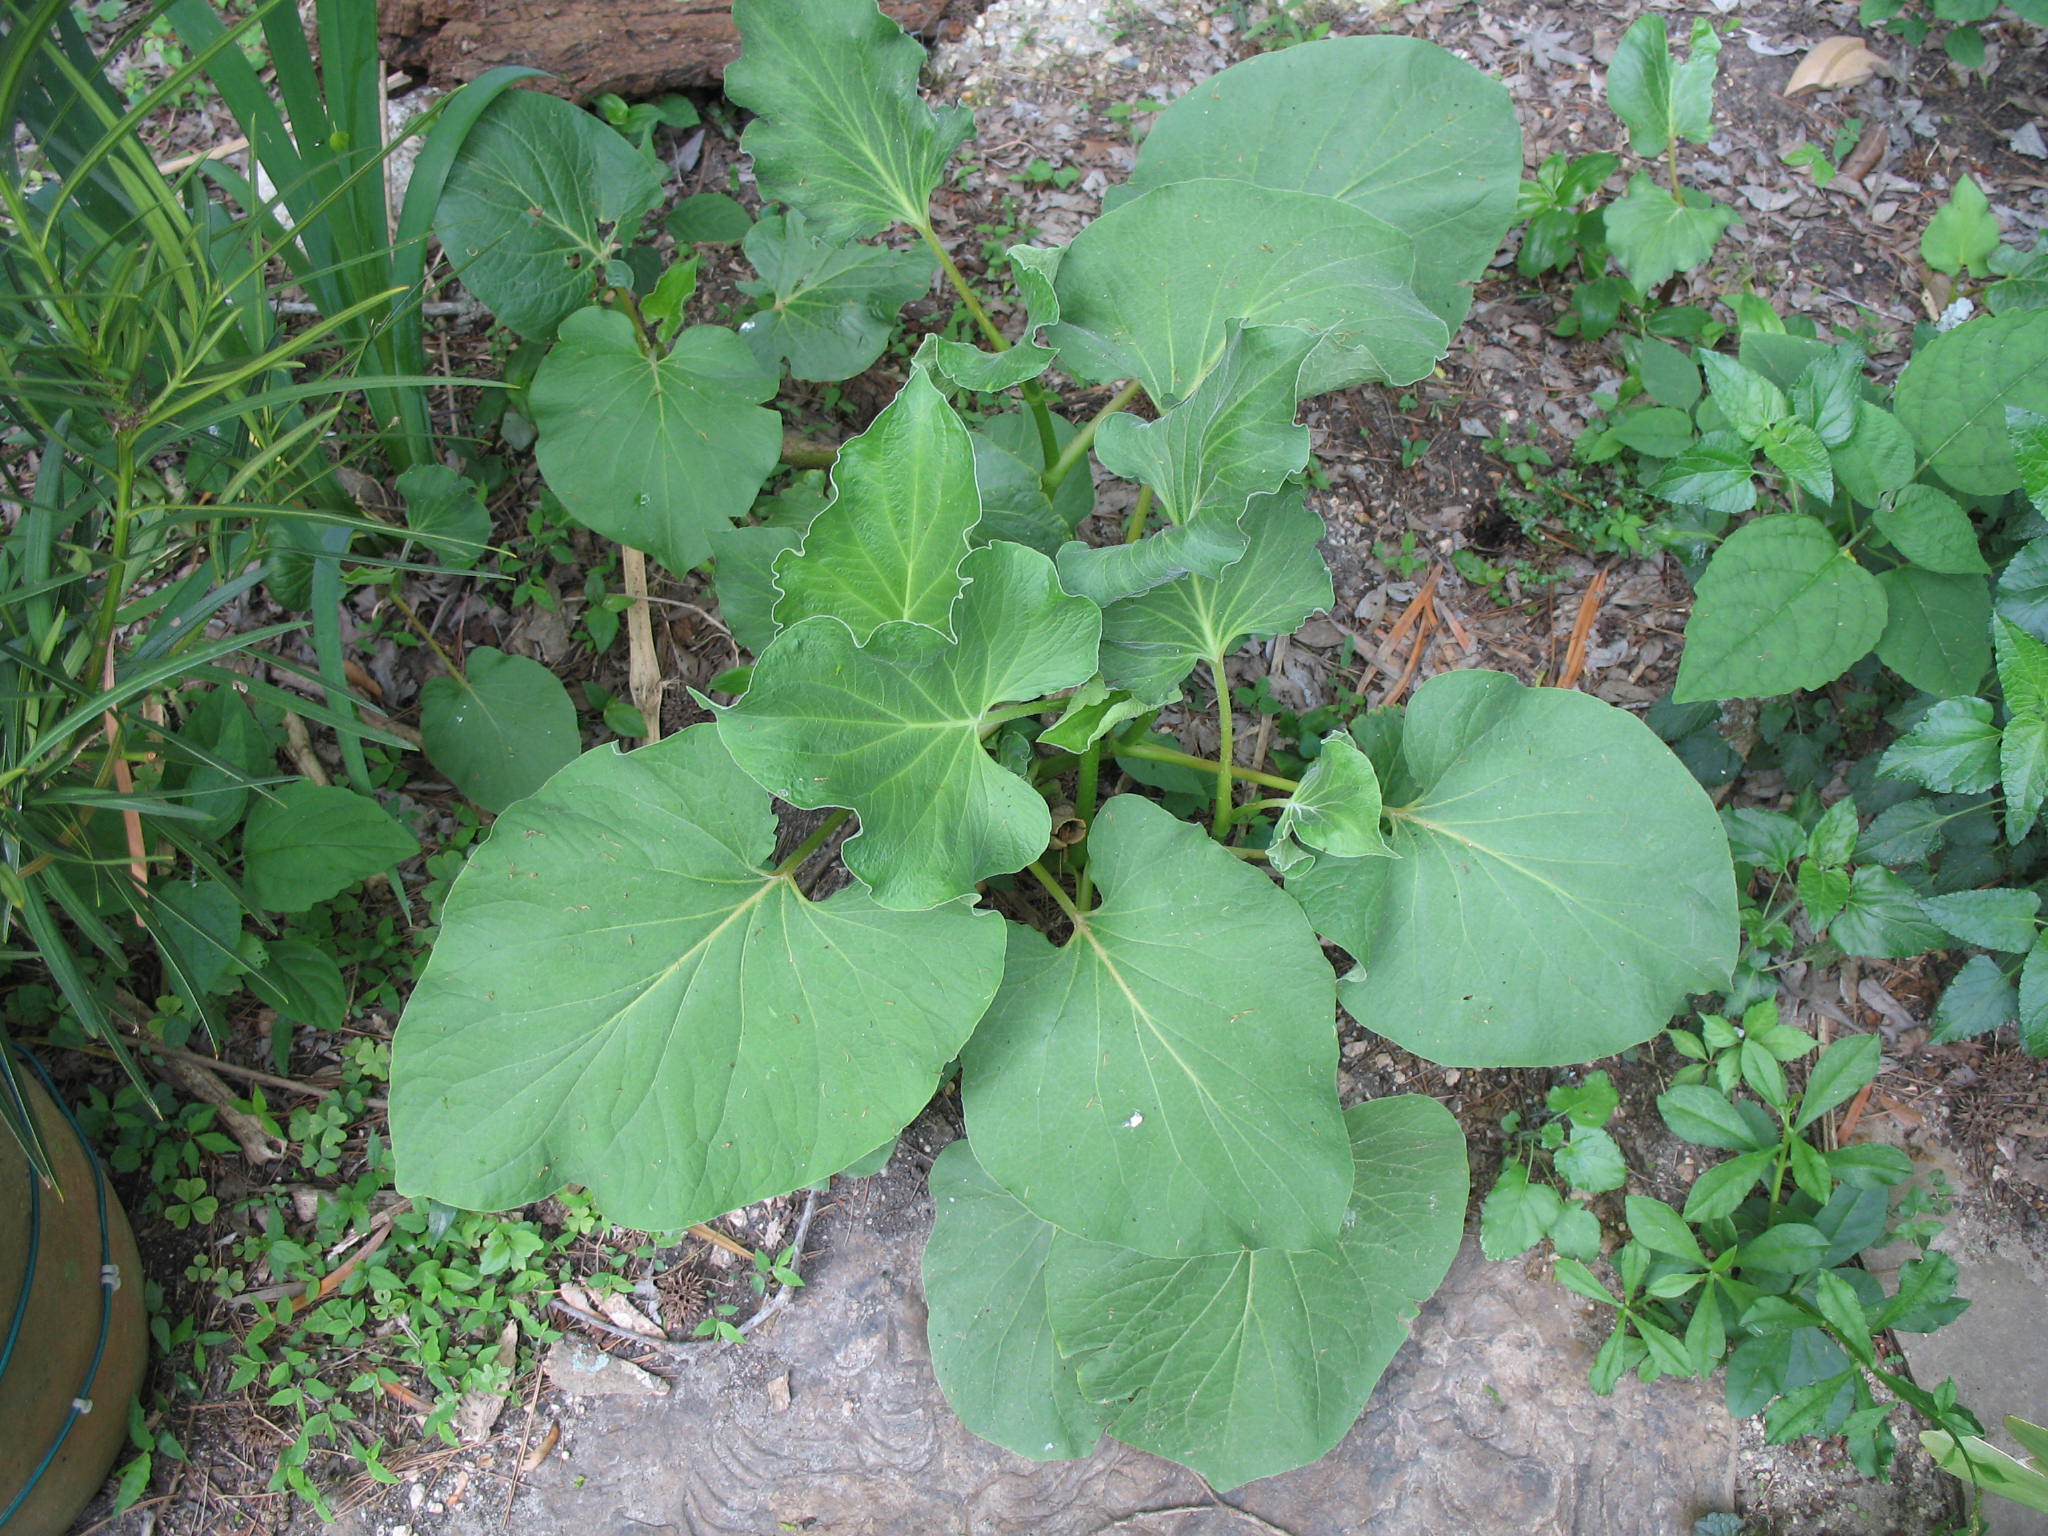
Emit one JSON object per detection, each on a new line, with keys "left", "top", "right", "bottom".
{"left": 1288, "top": 670, "right": 1737, "bottom": 1066}
{"left": 1119, "top": 36, "right": 1520, "bottom": 331}
{"left": 1043, "top": 1096, "right": 1468, "bottom": 1489}
{"left": 736, "top": 212, "right": 934, "bottom": 383}
{"left": 924, "top": 1139, "right": 1113, "bottom": 1462}
{"left": 1053, "top": 516, "right": 1253, "bottom": 611}
{"left": 772, "top": 364, "right": 982, "bottom": 641}
{"left": 1047, "top": 180, "right": 1447, "bottom": 405}
{"left": 727, "top": 0, "right": 973, "bottom": 242}
{"left": 433, "top": 88, "right": 664, "bottom": 340}
{"left": 529, "top": 307, "right": 783, "bottom": 574}
{"left": 962, "top": 795, "right": 1351, "bottom": 1256}
{"left": 389, "top": 725, "right": 1005, "bottom": 1228}
{"left": 717, "top": 542, "right": 1101, "bottom": 910}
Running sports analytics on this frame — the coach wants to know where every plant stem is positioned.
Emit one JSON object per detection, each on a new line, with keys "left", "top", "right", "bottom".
{"left": 917, "top": 220, "right": 1007, "bottom": 351}
{"left": 1666, "top": 140, "right": 1683, "bottom": 202}
{"left": 1124, "top": 485, "right": 1154, "bottom": 544}
{"left": 1042, "top": 379, "right": 1143, "bottom": 496}
{"left": 1026, "top": 860, "right": 1084, "bottom": 923}
{"left": 1209, "top": 653, "right": 1235, "bottom": 840}
{"left": 1020, "top": 378, "right": 1061, "bottom": 469}
{"left": 1117, "top": 740, "right": 1299, "bottom": 793}
{"left": 1073, "top": 740, "right": 1102, "bottom": 909}
{"left": 1224, "top": 845, "right": 1270, "bottom": 860}
{"left": 980, "top": 699, "right": 1051, "bottom": 732}
{"left": 781, "top": 431, "right": 839, "bottom": 470}
{"left": 773, "top": 810, "right": 850, "bottom": 879}
{"left": 384, "top": 586, "right": 462, "bottom": 679}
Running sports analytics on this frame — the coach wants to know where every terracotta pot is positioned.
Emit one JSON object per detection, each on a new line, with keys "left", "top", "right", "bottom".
{"left": 0, "top": 1060, "right": 149, "bottom": 1536}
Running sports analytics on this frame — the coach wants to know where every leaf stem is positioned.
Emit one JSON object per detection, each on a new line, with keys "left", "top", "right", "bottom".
{"left": 980, "top": 700, "right": 1051, "bottom": 732}
{"left": 383, "top": 586, "right": 462, "bottom": 679}
{"left": 1026, "top": 860, "right": 1084, "bottom": 923}
{"left": 1073, "top": 740, "right": 1102, "bottom": 909}
{"left": 1209, "top": 653, "right": 1235, "bottom": 840}
{"left": 1042, "top": 378, "right": 1143, "bottom": 496}
{"left": 1020, "top": 379, "right": 1061, "bottom": 470}
{"left": 1124, "top": 485, "right": 1154, "bottom": 544}
{"left": 1224, "top": 845, "right": 1270, "bottom": 861}
{"left": 916, "top": 220, "right": 1007, "bottom": 352}
{"left": 1117, "top": 739, "right": 1299, "bottom": 792}
{"left": 772, "top": 810, "right": 850, "bottom": 880}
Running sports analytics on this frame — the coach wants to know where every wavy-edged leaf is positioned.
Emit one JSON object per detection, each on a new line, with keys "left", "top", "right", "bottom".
{"left": 1269, "top": 731, "right": 1392, "bottom": 874}
{"left": 727, "top": 0, "right": 973, "bottom": 242}
{"left": 1603, "top": 174, "right": 1740, "bottom": 293}
{"left": 963, "top": 796, "right": 1348, "bottom": 1256}
{"left": 420, "top": 647, "right": 581, "bottom": 813}
{"left": 772, "top": 365, "right": 981, "bottom": 641}
{"left": 917, "top": 245, "right": 1064, "bottom": 392}
{"left": 736, "top": 212, "right": 934, "bottom": 382}
{"left": 1895, "top": 308, "right": 2048, "bottom": 496}
{"left": 1043, "top": 1096, "right": 1467, "bottom": 1489}
{"left": 717, "top": 541, "right": 1101, "bottom": 910}
{"left": 1877, "top": 696, "right": 2001, "bottom": 793}
{"left": 530, "top": 307, "right": 783, "bottom": 574}
{"left": 388, "top": 726, "right": 1005, "bottom": 1227}
{"left": 1047, "top": 180, "right": 1446, "bottom": 405}
{"left": 1289, "top": 670, "right": 1737, "bottom": 1066}
{"left": 1054, "top": 516, "right": 1253, "bottom": 611}
{"left": 242, "top": 783, "right": 419, "bottom": 914}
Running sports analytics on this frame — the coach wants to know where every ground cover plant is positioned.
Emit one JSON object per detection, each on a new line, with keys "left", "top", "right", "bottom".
{"left": 384, "top": 0, "right": 1748, "bottom": 1486}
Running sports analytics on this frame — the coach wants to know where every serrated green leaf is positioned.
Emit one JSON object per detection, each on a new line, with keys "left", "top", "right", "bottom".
{"left": 1920, "top": 888, "right": 2040, "bottom": 953}
{"left": 1894, "top": 308, "right": 2048, "bottom": 497}
{"left": 771, "top": 366, "right": 980, "bottom": 641}
{"left": 1791, "top": 345, "right": 1865, "bottom": 448}
{"left": 1048, "top": 180, "right": 1447, "bottom": 405}
{"left": 1480, "top": 1160, "right": 1562, "bottom": 1260}
{"left": 1875, "top": 484, "right": 1989, "bottom": 575}
{"left": 1607, "top": 14, "right": 1721, "bottom": 157}
{"left": 1875, "top": 566, "right": 1992, "bottom": 698}
{"left": 1700, "top": 351, "right": 1789, "bottom": 444}
{"left": 1722, "top": 807, "right": 1806, "bottom": 872}
{"left": 1043, "top": 1096, "right": 1467, "bottom": 1490}
{"left": 397, "top": 465, "right": 493, "bottom": 570}
{"left": 2006, "top": 711, "right": 2048, "bottom": 842}
{"left": 1878, "top": 696, "right": 2001, "bottom": 793}
{"left": 420, "top": 648, "right": 581, "bottom": 813}
{"left": 2021, "top": 937, "right": 2048, "bottom": 1054}
{"left": 1548, "top": 1070, "right": 1620, "bottom": 1129}
{"left": 242, "top": 783, "right": 418, "bottom": 913}
{"left": 1762, "top": 420, "right": 1835, "bottom": 502}
{"left": 735, "top": 212, "right": 934, "bottom": 382}
{"left": 1682, "top": 1147, "right": 1775, "bottom": 1222}
{"left": 1608, "top": 406, "right": 1696, "bottom": 458}
{"left": 1653, "top": 429, "right": 1759, "bottom": 514}
{"left": 1556, "top": 1126, "right": 1627, "bottom": 1193}
{"left": 2013, "top": 408, "right": 2048, "bottom": 515}
{"left": 1832, "top": 400, "right": 1918, "bottom": 508}
{"left": 922, "top": 1140, "right": 1112, "bottom": 1461}
{"left": 726, "top": 0, "right": 973, "bottom": 242}
{"left": 1833, "top": 866, "right": 1952, "bottom": 959}
{"left": 1672, "top": 515, "right": 1886, "bottom": 702}
{"left": 1603, "top": 175, "right": 1740, "bottom": 293}
{"left": 1929, "top": 953, "right": 2018, "bottom": 1043}
{"left": 1797, "top": 862, "right": 1853, "bottom": 929}
{"left": 389, "top": 726, "right": 1005, "bottom": 1228}
{"left": 529, "top": 307, "right": 783, "bottom": 574}
{"left": 1290, "top": 671, "right": 1736, "bottom": 1066}
{"left": 1879, "top": 1251, "right": 1969, "bottom": 1332}
{"left": 1271, "top": 732, "right": 1392, "bottom": 873}
{"left": 963, "top": 797, "right": 1348, "bottom": 1256}
{"left": 717, "top": 541, "right": 1101, "bottom": 909}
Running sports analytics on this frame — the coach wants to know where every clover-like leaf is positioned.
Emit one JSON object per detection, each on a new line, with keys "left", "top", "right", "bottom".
{"left": 420, "top": 648, "right": 581, "bottom": 813}
{"left": 434, "top": 89, "right": 664, "bottom": 340}
{"left": 772, "top": 365, "right": 981, "bottom": 641}
{"left": 727, "top": 0, "right": 973, "bottom": 242}
{"left": 389, "top": 726, "right": 1005, "bottom": 1228}
{"left": 1047, "top": 180, "right": 1447, "bottom": 405}
{"left": 1042, "top": 1096, "right": 1467, "bottom": 1489}
{"left": 717, "top": 542, "right": 1101, "bottom": 910}
{"left": 736, "top": 212, "right": 934, "bottom": 382}
{"left": 529, "top": 307, "right": 783, "bottom": 574}
{"left": 963, "top": 796, "right": 1349, "bottom": 1257}
{"left": 1289, "top": 670, "right": 1737, "bottom": 1066}
{"left": 1118, "top": 37, "right": 1518, "bottom": 331}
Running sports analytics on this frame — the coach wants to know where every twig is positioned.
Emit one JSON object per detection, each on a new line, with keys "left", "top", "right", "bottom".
{"left": 622, "top": 545, "right": 664, "bottom": 744}
{"left": 1384, "top": 607, "right": 1439, "bottom": 708}
{"left": 1091, "top": 1501, "right": 1304, "bottom": 1536}
{"left": 548, "top": 1296, "right": 696, "bottom": 1356}
{"left": 1249, "top": 634, "right": 1289, "bottom": 774}
{"left": 690, "top": 1221, "right": 756, "bottom": 1263}
{"left": 739, "top": 1187, "right": 819, "bottom": 1337}
{"left": 500, "top": 1364, "right": 549, "bottom": 1530}
{"left": 1350, "top": 564, "right": 1440, "bottom": 699}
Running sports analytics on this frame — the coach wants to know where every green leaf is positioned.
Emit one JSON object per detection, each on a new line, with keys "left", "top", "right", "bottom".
{"left": 397, "top": 465, "right": 493, "bottom": 570}
{"left": 726, "top": 0, "right": 973, "bottom": 242}
{"left": 388, "top": 726, "right": 1005, "bottom": 1228}
{"left": 963, "top": 797, "right": 1349, "bottom": 1256}
{"left": 1047, "top": 179, "right": 1447, "bottom": 405}
{"left": 1607, "top": 14, "right": 1721, "bottom": 157}
{"left": 260, "top": 935, "right": 345, "bottom": 1030}
{"left": 1548, "top": 1070, "right": 1620, "bottom": 1129}
{"left": 981, "top": 406, "right": 1094, "bottom": 533}
{"left": 771, "top": 365, "right": 980, "bottom": 641}
{"left": 2021, "top": 937, "right": 2048, "bottom": 1054}
{"left": 154, "top": 879, "right": 245, "bottom": 1000}
{"left": 717, "top": 542, "right": 1101, "bottom": 909}
{"left": 2008, "top": 710, "right": 2048, "bottom": 842}
{"left": 1289, "top": 671, "right": 1736, "bottom": 1066}
{"left": 665, "top": 192, "right": 753, "bottom": 245}
{"left": 2014, "top": 409, "right": 2048, "bottom": 516}
{"left": 1738, "top": 1223, "right": 1830, "bottom": 1275}
{"left": 433, "top": 88, "right": 664, "bottom": 340}
{"left": 1762, "top": 421, "right": 1835, "bottom": 503}
{"left": 1659, "top": 1084, "right": 1772, "bottom": 1151}
{"left": 967, "top": 433, "right": 1068, "bottom": 555}
{"left": 916, "top": 246, "right": 1064, "bottom": 393}
{"left": 1096, "top": 490, "right": 1332, "bottom": 701}
{"left": 1043, "top": 1096, "right": 1467, "bottom": 1490}
{"left": 1700, "top": 351, "right": 1790, "bottom": 444}
{"left": 1875, "top": 566, "right": 1992, "bottom": 698}
{"left": 1723, "top": 808, "right": 1806, "bottom": 872}
{"left": 1672, "top": 515, "right": 1886, "bottom": 702}
{"left": 1602, "top": 175, "right": 1740, "bottom": 293}
{"left": 1608, "top": 406, "right": 1697, "bottom": 458}
{"left": 1826, "top": 1143, "right": 1914, "bottom": 1188}
{"left": 1808, "top": 795, "right": 1861, "bottom": 868}
{"left": 708, "top": 523, "right": 805, "bottom": 656}
{"left": 1875, "top": 485, "right": 1989, "bottom": 575}
{"left": 420, "top": 648, "right": 581, "bottom": 813}
{"left": 1556, "top": 1126, "right": 1627, "bottom": 1194}
{"left": 1792, "top": 346, "right": 1865, "bottom": 448}
{"left": 1894, "top": 308, "right": 2048, "bottom": 496}
{"left": 1653, "top": 430, "right": 1759, "bottom": 514}
{"left": 529, "top": 307, "right": 783, "bottom": 574}
{"left": 1832, "top": 866, "right": 1953, "bottom": 959}
{"left": 1877, "top": 696, "right": 2001, "bottom": 793}
{"left": 1039, "top": 680, "right": 1155, "bottom": 754}
{"left": 1831, "top": 400, "right": 1918, "bottom": 508}
{"left": 1997, "top": 614, "right": 2048, "bottom": 716}
{"left": 1921, "top": 888, "right": 2040, "bottom": 953}
{"left": 1879, "top": 1251, "right": 1969, "bottom": 1332}
{"left": 1798, "top": 862, "right": 1853, "bottom": 930}
{"left": 1682, "top": 1147, "right": 1776, "bottom": 1222}
{"left": 922, "top": 1139, "right": 1112, "bottom": 1461}
{"left": 1270, "top": 732, "right": 1392, "bottom": 873}
{"left": 1922, "top": 174, "right": 2001, "bottom": 278}
{"left": 1625, "top": 1194, "right": 1707, "bottom": 1265}
{"left": 735, "top": 212, "right": 934, "bottom": 382}
{"left": 1626, "top": 336, "right": 1702, "bottom": 410}
{"left": 1929, "top": 953, "right": 2017, "bottom": 1043}
{"left": 1795, "top": 1034, "right": 1882, "bottom": 1132}
{"left": 1548, "top": 1204, "right": 1603, "bottom": 1263}
{"left": 1118, "top": 35, "right": 1521, "bottom": 331}
{"left": 242, "top": 783, "right": 418, "bottom": 913}
{"left": 1479, "top": 1160, "right": 1563, "bottom": 1260}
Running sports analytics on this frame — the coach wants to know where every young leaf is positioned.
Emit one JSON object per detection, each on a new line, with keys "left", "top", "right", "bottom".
{"left": 1791, "top": 345, "right": 1865, "bottom": 448}
{"left": 1625, "top": 1194, "right": 1707, "bottom": 1266}
{"left": 1602, "top": 175, "right": 1740, "bottom": 293}
{"left": 1700, "top": 351, "right": 1789, "bottom": 444}
{"left": 967, "top": 432, "right": 1072, "bottom": 555}
{"left": 419, "top": 647, "right": 581, "bottom": 813}
{"left": 1921, "top": 174, "right": 2001, "bottom": 278}
{"left": 1682, "top": 1147, "right": 1776, "bottom": 1222}
{"left": 529, "top": 308, "right": 783, "bottom": 574}
{"left": 1874, "top": 485, "right": 1990, "bottom": 575}
{"left": 1653, "top": 430, "right": 1759, "bottom": 514}
{"left": 1893, "top": 308, "right": 2048, "bottom": 497}
{"left": 1737, "top": 1223, "right": 1830, "bottom": 1275}
{"left": 1548, "top": 1071, "right": 1620, "bottom": 1129}
{"left": 666, "top": 192, "right": 753, "bottom": 245}
{"left": 1606, "top": 14, "right": 1721, "bottom": 157}
{"left": 1874, "top": 566, "right": 1991, "bottom": 699}
{"left": 1479, "top": 1160, "right": 1563, "bottom": 1260}
{"left": 963, "top": 796, "right": 1350, "bottom": 1257}
{"left": 387, "top": 726, "right": 1006, "bottom": 1229}
{"left": 922, "top": 1139, "right": 1113, "bottom": 1462}
{"left": 242, "top": 783, "right": 419, "bottom": 913}
{"left": 1672, "top": 515, "right": 1886, "bottom": 703}
{"left": 1270, "top": 732, "right": 1392, "bottom": 873}
{"left": 735, "top": 212, "right": 934, "bottom": 382}
{"left": 1831, "top": 867, "right": 1952, "bottom": 959}
{"left": 717, "top": 542, "right": 1101, "bottom": 910}
{"left": 1832, "top": 400, "right": 1918, "bottom": 508}
{"left": 1876, "top": 696, "right": 2001, "bottom": 793}
{"left": 771, "top": 365, "right": 981, "bottom": 641}
{"left": 1043, "top": 1096, "right": 1467, "bottom": 1490}
{"left": 397, "top": 464, "right": 493, "bottom": 570}
{"left": 1555, "top": 1126, "right": 1627, "bottom": 1194}
{"left": 1659, "top": 1085, "right": 1771, "bottom": 1151}
{"left": 1289, "top": 671, "right": 1737, "bottom": 1066}
{"left": 1794, "top": 1034, "right": 1882, "bottom": 1132}
{"left": 726, "top": 0, "right": 974, "bottom": 242}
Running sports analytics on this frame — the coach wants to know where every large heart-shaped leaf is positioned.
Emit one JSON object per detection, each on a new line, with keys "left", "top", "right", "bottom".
{"left": 1289, "top": 670, "right": 1737, "bottom": 1066}
{"left": 726, "top": 0, "right": 973, "bottom": 242}
{"left": 717, "top": 542, "right": 1101, "bottom": 910}
{"left": 1118, "top": 36, "right": 1520, "bottom": 330}
{"left": 923, "top": 1139, "right": 1113, "bottom": 1462}
{"left": 1673, "top": 515, "right": 1887, "bottom": 703}
{"left": 433, "top": 89, "right": 664, "bottom": 340}
{"left": 530, "top": 307, "right": 783, "bottom": 575}
{"left": 736, "top": 212, "right": 934, "bottom": 382}
{"left": 1894, "top": 308, "right": 2048, "bottom": 496}
{"left": 1046, "top": 180, "right": 1447, "bottom": 405}
{"left": 772, "top": 365, "right": 981, "bottom": 641}
{"left": 388, "top": 726, "right": 1005, "bottom": 1228}
{"left": 1043, "top": 1096, "right": 1467, "bottom": 1489}
{"left": 420, "top": 647, "right": 581, "bottom": 813}
{"left": 962, "top": 795, "right": 1350, "bottom": 1256}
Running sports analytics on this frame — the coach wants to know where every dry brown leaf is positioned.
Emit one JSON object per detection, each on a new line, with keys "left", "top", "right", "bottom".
{"left": 1786, "top": 36, "right": 1885, "bottom": 96}
{"left": 596, "top": 1291, "right": 666, "bottom": 1339}
{"left": 452, "top": 1321, "right": 518, "bottom": 1444}
{"left": 520, "top": 1421, "right": 560, "bottom": 1472}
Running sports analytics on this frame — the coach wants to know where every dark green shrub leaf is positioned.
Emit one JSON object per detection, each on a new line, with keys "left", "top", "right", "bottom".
{"left": 1659, "top": 1084, "right": 1772, "bottom": 1151}
{"left": 736, "top": 212, "right": 934, "bottom": 382}
{"left": 1874, "top": 485, "right": 1989, "bottom": 575}
{"left": 1929, "top": 953, "right": 2017, "bottom": 1043}
{"left": 1700, "top": 351, "right": 1789, "bottom": 444}
{"left": 1654, "top": 430, "right": 1758, "bottom": 514}
{"left": 242, "top": 783, "right": 418, "bottom": 913}
{"left": 1625, "top": 336, "right": 1701, "bottom": 410}
{"left": 1722, "top": 807, "right": 1805, "bottom": 872}
{"left": 665, "top": 192, "right": 753, "bottom": 245}
{"left": 397, "top": 465, "right": 493, "bottom": 570}
{"left": 1682, "top": 1147, "right": 1776, "bottom": 1222}
{"left": 1894, "top": 308, "right": 2048, "bottom": 496}
{"left": 1999, "top": 536, "right": 2048, "bottom": 641}
{"left": 1813, "top": 1186, "right": 1889, "bottom": 1269}
{"left": 1874, "top": 566, "right": 1991, "bottom": 699}
{"left": 419, "top": 648, "right": 580, "bottom": 813}
{"left": 1739, "top": 1222, "right": 1830, "bottom": 1275}
{"left": 1878, "top": 1251, "right": 1969, "bottom": 1332}
{"left": 1831, "top": 400, "right": 1917, "bottom": 508}
{"left": 1795, "top": 1034, "right": 1882, "bottom": 1132}
{"left": 1877, "top": 696, "right": 2000, "bottom": 793}
{"left": 1625, "top": 1194, "right": 1706, "bottom": 1265}
{"left": 2021, "top": 937, "right": 2048, "bottom": 1054}
{"left": 258, "top": 935, "right": 346, "bottom": 1030}
{"left": 1920, "top": 888, "right": 2040, "bottom": 953}
{"left": 1832, "top": 867, "right": 1952, "bottom": 959}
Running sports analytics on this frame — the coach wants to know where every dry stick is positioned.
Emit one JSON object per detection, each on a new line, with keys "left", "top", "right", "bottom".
{"left": 1349, "top": 564, "right": 1441, "bottom": 700}
{"left": 110, "top": 1032, "right": 372, "bottom": 1104}
{"left": 1384, "top": 602, "right": 1440, "bottom": 709}
{"left": 548, "top": 1295, "right": 697, "bottom": 1354}
{"left": 691, "top": 1221, "right": 755, "bottom": 1263}
{"left": 622, "top": 546, "right": 664, "bottom": 744}
{"left": 1248, "top": 633, "right": 1290, "bottom": 775}
{"left": 1091, "top": 1502, "right": 1303, "bottom": 1536}
{"left": 738, "top": 1186, "right": 821, "bottom": 1337}
{"left": 499, "top": 1362, "right": 550, "bottom": 1531}
{"left": 1555, "top": 567, "right": 1609, "bottom": 691}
